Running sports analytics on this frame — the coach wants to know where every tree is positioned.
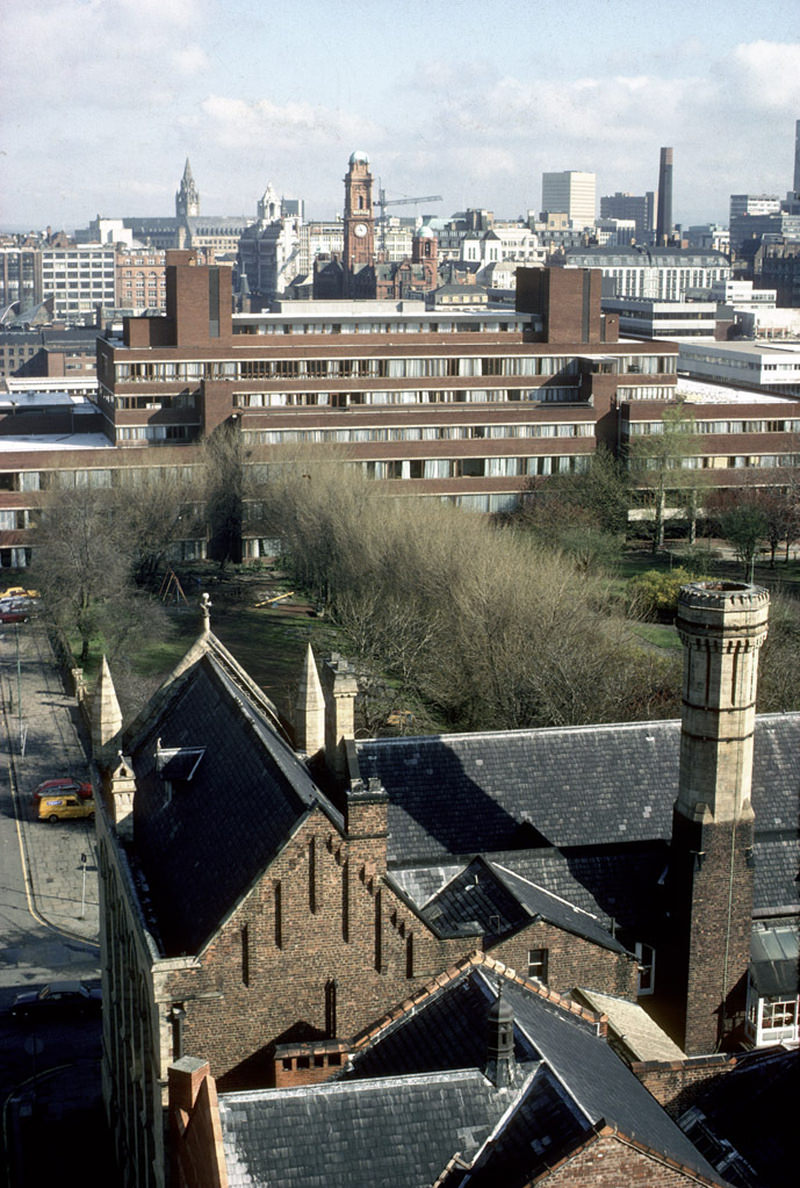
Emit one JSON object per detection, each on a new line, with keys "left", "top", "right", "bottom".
{"left": 716, "top": 498, "right": 768, "bottom": 582}
{"left": 113, "top": 467, "right": 201, "bottom": 586}
{"left": 203, "top": 420, "right": 248, "bottom": 568}
{"left": 30, "top": 484, "right": 166, "bottom": 663}
{"left": 627, "top": 405, "right": 702, "bottom": 553}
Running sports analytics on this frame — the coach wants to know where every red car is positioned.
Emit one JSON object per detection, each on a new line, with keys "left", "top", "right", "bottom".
{"left": 0, "top": 599, "right": 31, "bottom": 623}
{"left": 33, "top": 777, "right": 93, "bottom": 804}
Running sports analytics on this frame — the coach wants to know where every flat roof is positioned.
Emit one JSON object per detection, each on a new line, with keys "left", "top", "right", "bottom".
{"left": 676, "top": 378, "right": 797, "bottom": 405}
{"left": 0, "top": 433, "right": 113, "bottom": 453}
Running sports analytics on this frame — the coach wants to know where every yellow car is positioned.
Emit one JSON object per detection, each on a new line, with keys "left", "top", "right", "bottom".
{"left": 38, "top": 795, "right": 95, "bottom": 823}
{"left": 1, "top": 585, "right": 39, "bottom": 600}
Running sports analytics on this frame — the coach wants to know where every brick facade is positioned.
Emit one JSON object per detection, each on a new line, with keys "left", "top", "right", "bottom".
{"left": 543, "top": 1129, "right": 721, "bottom": 1185}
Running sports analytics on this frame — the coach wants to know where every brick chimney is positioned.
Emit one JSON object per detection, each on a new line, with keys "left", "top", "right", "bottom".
{"left": 669, "top": 581, "right": 769, "bottom": 1055}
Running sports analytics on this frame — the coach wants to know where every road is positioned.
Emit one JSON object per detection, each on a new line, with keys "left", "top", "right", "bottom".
{"left": 0, "top": 621, "right": 113, "bottom": 1187}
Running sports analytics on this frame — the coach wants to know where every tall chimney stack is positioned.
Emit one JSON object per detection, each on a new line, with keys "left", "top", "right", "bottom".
{"left": 656, "top": 147, "right": 674, "bottom": 245}
{"left": 669, "top": 581, "right": 769, "bottom": 1055}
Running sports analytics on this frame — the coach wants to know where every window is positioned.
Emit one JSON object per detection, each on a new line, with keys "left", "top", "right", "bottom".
{"left": 528, "top": 948, "right": 548, "bottom": 983}
{"left": 241, "top": 924, "right": 250, "bottom": 986}
{"left": 635, "top": 942, "right": 656, "bottom": 995}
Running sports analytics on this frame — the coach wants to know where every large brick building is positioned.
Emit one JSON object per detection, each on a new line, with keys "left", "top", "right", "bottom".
{"left": 93, "top": 580, "right": 799, "bottom": 1186}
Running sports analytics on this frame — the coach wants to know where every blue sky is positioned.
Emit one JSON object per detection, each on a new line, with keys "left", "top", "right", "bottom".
{"left": 2, "top": 0, "right": 799, "bottom": 230}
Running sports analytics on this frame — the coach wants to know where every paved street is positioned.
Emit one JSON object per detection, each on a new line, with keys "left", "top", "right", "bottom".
{"left": 0, "top": 619, "right": 112, "bottom": 1187}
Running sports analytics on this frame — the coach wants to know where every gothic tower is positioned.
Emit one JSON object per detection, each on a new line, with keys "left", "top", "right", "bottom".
{"left": 670, "top": 581, "right": 769, "bottom": 1055}
{"left": 176, "top": 158, "right": 200, "bottom": 219}
{"left": 343, "top": 151, "right": 375, "bottom": 294}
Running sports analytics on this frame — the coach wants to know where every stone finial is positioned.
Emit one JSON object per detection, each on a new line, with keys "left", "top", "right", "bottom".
{"left": 200, "top": 592, "right": 212, "bottom": 636}
{"left": 295, "top": 643, "right": 325, "bottom": 756}
{"left": 91, "top": 654, "right": 123, "bottom": 765}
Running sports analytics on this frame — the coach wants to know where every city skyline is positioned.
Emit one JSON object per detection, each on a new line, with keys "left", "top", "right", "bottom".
{"left": 2, "top": 0, "right": 799, "bottom": 231}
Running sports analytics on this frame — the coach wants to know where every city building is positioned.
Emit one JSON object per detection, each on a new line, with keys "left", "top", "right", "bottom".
{"left": 236, "top": 184, "right": 303, "bottom": 304}
{"left": 678, "top": 339, "right": 800, "bottom": 397}
{"left": 541, "top": 171, "right": 596, "bottom": 229}
{"left": 655, "top": 148, "right": 674, "bottom": 245}
{"left": 599, "top": 191, "right": 654, "bottom": 242}
{"left": 601, "top": 298, "right": 719, "bottom": 340}
{"left": 116, "top": 247, "right": 167, "bottom": 314}
{"left": 41, "top": 243, "right": 117, "bottom": 323}
{"left": 92, "top": 577, "right": 798, "bottom": 1187}
{"left": 754, "top": 239, "right": 800, "bottom": 307}
{"left": 564, "top": 245, "right": 730, "bottom": 301}
{"left": 93, "top": 254, "right": 679, "bottom": 529}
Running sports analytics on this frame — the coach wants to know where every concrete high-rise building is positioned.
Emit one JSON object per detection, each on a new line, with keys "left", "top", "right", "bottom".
{"left": 794, "top": 118, "right": 800, "bottom": 198}
{"left": 656, "top": 147, "right": 673, "bottom": 245}
{"left": 541, "top": 171, "right": 596, "bottom": 229}
{"left": 599, "top": 191, "right": 654, "bottom": 241}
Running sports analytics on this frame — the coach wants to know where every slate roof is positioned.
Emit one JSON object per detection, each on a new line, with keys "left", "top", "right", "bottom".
{"left": 356, "top": 715, "right": 800, "bottom": 915}
{"left": 343, "top": 963, "right": 722, "bottom": 1185}
{"left": 213, "top": 961, "right": 723, "bottom": 1188}
{"left": 127, "top": 634, "right": 340, "bottom": 955}
{"left": 681, "top": 1048, "right": 799, "bottom": 1188}
{"left": 397, "top": 855, "right": 629, "bottom": 955}
{"left": 218, "top": 1071, "right": 513, "bottom": 1188}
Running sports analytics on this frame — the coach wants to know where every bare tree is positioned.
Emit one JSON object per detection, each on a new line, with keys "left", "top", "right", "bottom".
{"left": 30, "top": 484, "right": 168, "bottom": 664}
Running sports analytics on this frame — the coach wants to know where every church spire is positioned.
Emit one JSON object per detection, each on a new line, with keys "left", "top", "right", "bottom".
{"left": 176, "top": 158, "right": 200, "bottom": 219}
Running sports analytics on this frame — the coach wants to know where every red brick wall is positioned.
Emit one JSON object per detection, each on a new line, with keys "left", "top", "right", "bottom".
{"left": 670, "top": 812, "right": 754, "bottom": 1055}
{"left": 545, "top": 1130, "right": 715, "bottom": 1185}
{"left": 631, "top": 1055, "right": 736, "bottom": 1119}
{"left": 490, "top": 919, "right": 638, "bottom": 1001}
{"left": 161, "top": 808, "right": 461, "bottom": 1090}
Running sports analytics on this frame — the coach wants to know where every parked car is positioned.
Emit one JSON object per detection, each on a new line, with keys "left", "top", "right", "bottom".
{"left": 0, "top": 584, "right": 39, "bottom": 600}
{"left": 33, "top": 777, "right": 93, "bottom": 804}
{"left": 37, "top": 794, "right": 95, "bottom": 823}
{"left": 11, "top": 980, "right": 102, "bottom": 1022}
{"left": 0, "top": 598, "right": 32, "bottom": 623}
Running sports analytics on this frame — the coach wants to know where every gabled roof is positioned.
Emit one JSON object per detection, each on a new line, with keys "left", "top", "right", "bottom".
{"left": 393, "top": 855, "right": 629, "bottom": 955}
{"left": 343, "top": 959, "right": 722, "bottom": 1185}
{"left": 126, "top": 631, "right": 341, "bottom": 956}
{"left": 213, "top": 956, "right": 723, "bottom": 1187}
{"left": 356, "top": 716, "right": 800, "bottom": 916}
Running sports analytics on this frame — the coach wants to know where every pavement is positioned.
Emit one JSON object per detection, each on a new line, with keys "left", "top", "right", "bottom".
{"left": 1, "top": 618, "right": 99, "bottom": 947}
{"left": 0, "top": 618, "right": 109, "bottom": 1188}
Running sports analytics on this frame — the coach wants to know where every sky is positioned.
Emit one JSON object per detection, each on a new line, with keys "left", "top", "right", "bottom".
{"left": 2, "top": 0, "right": 800, "bottom": 232}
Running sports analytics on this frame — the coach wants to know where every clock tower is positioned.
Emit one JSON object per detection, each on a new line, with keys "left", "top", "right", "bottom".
{"left": 343, "top": 151, "right": 375, "bottom": 292}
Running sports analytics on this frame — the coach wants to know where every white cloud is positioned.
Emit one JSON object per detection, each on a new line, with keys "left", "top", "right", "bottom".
{"left": 731, "top": 40, "right": 800, "bottom": 109}
{"left": 199, "top": 95, "right": 381, "bottom": 152}
{"left": 172, "top": 45, "right": 210, "bottom": 75}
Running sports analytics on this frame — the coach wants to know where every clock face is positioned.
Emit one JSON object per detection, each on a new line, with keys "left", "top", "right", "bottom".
{"left": 354, "top": 222, "right": 368, "bottom": 238}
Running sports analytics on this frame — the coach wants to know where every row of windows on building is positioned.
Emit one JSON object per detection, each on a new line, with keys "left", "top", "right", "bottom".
{"left": 237, "top": 319, "right": 526, "bottom": 336}
{"left": 231, "top": 388, "right": 583, "bottom": 408}
{"left": 113, "top": 354, "right": 676, "bottom": 383}
{"left": 628, "top": 418, "right": 800, "bottom": 436}
{"left": 245, "top": 422, "right": 594, "bottom": 444}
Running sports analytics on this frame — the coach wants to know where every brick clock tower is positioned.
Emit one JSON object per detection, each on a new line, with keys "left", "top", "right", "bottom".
{"left": 670, "top": 581, "right": 769, "bottom": 1055}
{"left": 343, "top": 151, "right": 375, "bottom": 294}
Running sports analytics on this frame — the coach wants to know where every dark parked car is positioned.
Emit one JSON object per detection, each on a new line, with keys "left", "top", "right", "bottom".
{"left": 33, "top": 777, "right": 93, "bottom": 804}
{"left": 0, "top": 598, "right": 32, "bottom": 623}
{"left": 11, "top": 981, "right": 102, "bottom": 1022}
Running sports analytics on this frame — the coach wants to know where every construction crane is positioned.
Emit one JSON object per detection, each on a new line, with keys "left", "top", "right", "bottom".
{"left": 375, "top": 184, "right": 443, "bottom": 254}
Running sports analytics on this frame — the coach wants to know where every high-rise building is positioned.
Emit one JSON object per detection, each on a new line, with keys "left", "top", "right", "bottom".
{"left": 794, "top": 118, "right": 800, "bottom": 198}
{"left": 541, "top": 171, "right": 596, "bottom": 229}
{"left": 656, "top": 147, "right": 673, "bottom": 245}
{"left": 599, "top": 191, "right": 654, "bottom": 241}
